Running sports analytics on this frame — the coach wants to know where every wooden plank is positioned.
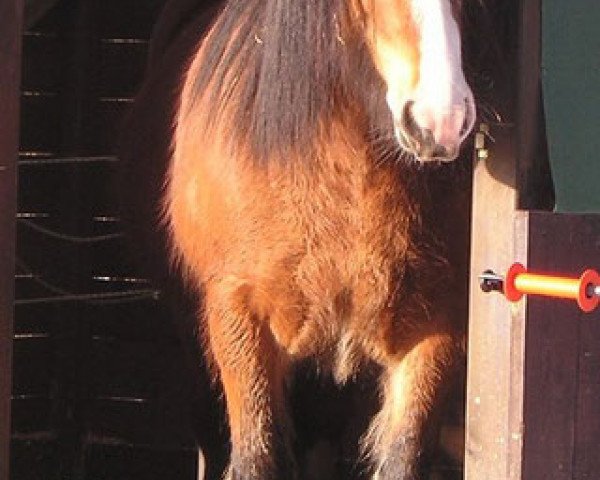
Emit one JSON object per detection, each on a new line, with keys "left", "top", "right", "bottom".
{"left": 521, "top": 214, "right": 600, "bottom": 479}
{"left": 570, "top": 216, "right": 600, "bottom": 480}
{"left": 0, "top": 0, "right": 24, "bottom": 478}
{"left": 520, "top": 213, "right": 584, "bottom": 478}
{"left": 521, "top": 294, "right": 579, "bottom": 478}
{"left": 576, "top": 305, "right": 600, "bottom": 480}
{"left": 465, "top": 124, "right": 527, "bottom": 480}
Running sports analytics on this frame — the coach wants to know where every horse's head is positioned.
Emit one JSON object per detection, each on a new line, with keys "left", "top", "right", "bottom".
{"left": 360, "top": 0, "right": 476, "bottom": 162}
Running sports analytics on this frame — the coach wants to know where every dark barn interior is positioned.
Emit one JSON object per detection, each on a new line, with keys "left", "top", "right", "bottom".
{"left": 6, "top": 0, "right": 531, "bottom": 479}
{"left": 12, "top": 0, "right": 223, "bottom": 478}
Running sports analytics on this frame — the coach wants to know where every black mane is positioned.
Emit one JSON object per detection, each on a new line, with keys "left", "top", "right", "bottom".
{"left": 188, "top": 0, "right": 385, "bottom": 161}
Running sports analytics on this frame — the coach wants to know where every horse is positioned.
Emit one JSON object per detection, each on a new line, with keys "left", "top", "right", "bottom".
{"left": 132, "top": 0, "right": 477, "bottom": 478}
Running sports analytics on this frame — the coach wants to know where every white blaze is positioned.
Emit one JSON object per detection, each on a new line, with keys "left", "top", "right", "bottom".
{"left": 413, "top": 0, "right": 474, "bottom": 145}
{"left": 388, "top": 0, "right": 475, "bottom": 157}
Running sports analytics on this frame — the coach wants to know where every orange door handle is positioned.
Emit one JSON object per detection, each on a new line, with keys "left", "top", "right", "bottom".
{"left": 479, "top": 263, "right": 600, "bottom": 313}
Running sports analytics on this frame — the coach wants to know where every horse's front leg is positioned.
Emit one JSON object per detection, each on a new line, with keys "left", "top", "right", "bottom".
{"left": 205, "top": 280, "right": 296, "bottom": 480}
{"left": 364, "top": 329, "right": 459, "bottom": 480}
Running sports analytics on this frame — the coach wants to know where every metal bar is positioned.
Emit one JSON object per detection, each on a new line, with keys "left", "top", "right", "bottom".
{"left": 18, "top": 155, "right": 119, "bottom": 166}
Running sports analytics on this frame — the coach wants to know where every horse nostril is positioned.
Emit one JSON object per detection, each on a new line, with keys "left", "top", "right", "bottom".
{"left": 398, "top": 101, "right": 438, "bottom": 158}
{"left": 400, "top": 100, "right": 419, "bottom": 140}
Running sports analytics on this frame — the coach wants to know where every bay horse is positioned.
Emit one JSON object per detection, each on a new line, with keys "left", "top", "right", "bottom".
{"left": 157, "top": 0, "right": 476, "bottom": 478}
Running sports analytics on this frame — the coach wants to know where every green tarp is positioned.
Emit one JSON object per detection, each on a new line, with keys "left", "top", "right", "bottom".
{"left": 542, "top": 0, "right": 600, "bottom": 212}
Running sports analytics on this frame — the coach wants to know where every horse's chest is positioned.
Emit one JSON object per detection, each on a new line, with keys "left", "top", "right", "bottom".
{"left": 291, "top": 164, "right": 413, "bottom": 282}
{"left": 282, "top": 167, "right": 415, "bottom": 356}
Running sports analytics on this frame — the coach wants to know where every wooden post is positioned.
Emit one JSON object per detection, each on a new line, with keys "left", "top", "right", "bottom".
{"left": 0, "top": 0, "right": 23, "bottom": 478}
{"left": 465, "top": 123, "right": 528, "bottom": 480}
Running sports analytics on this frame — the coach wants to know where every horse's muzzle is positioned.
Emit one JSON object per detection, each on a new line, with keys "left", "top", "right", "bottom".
{"left": 396, "top": 95, "right": 476, "bottom": 162}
